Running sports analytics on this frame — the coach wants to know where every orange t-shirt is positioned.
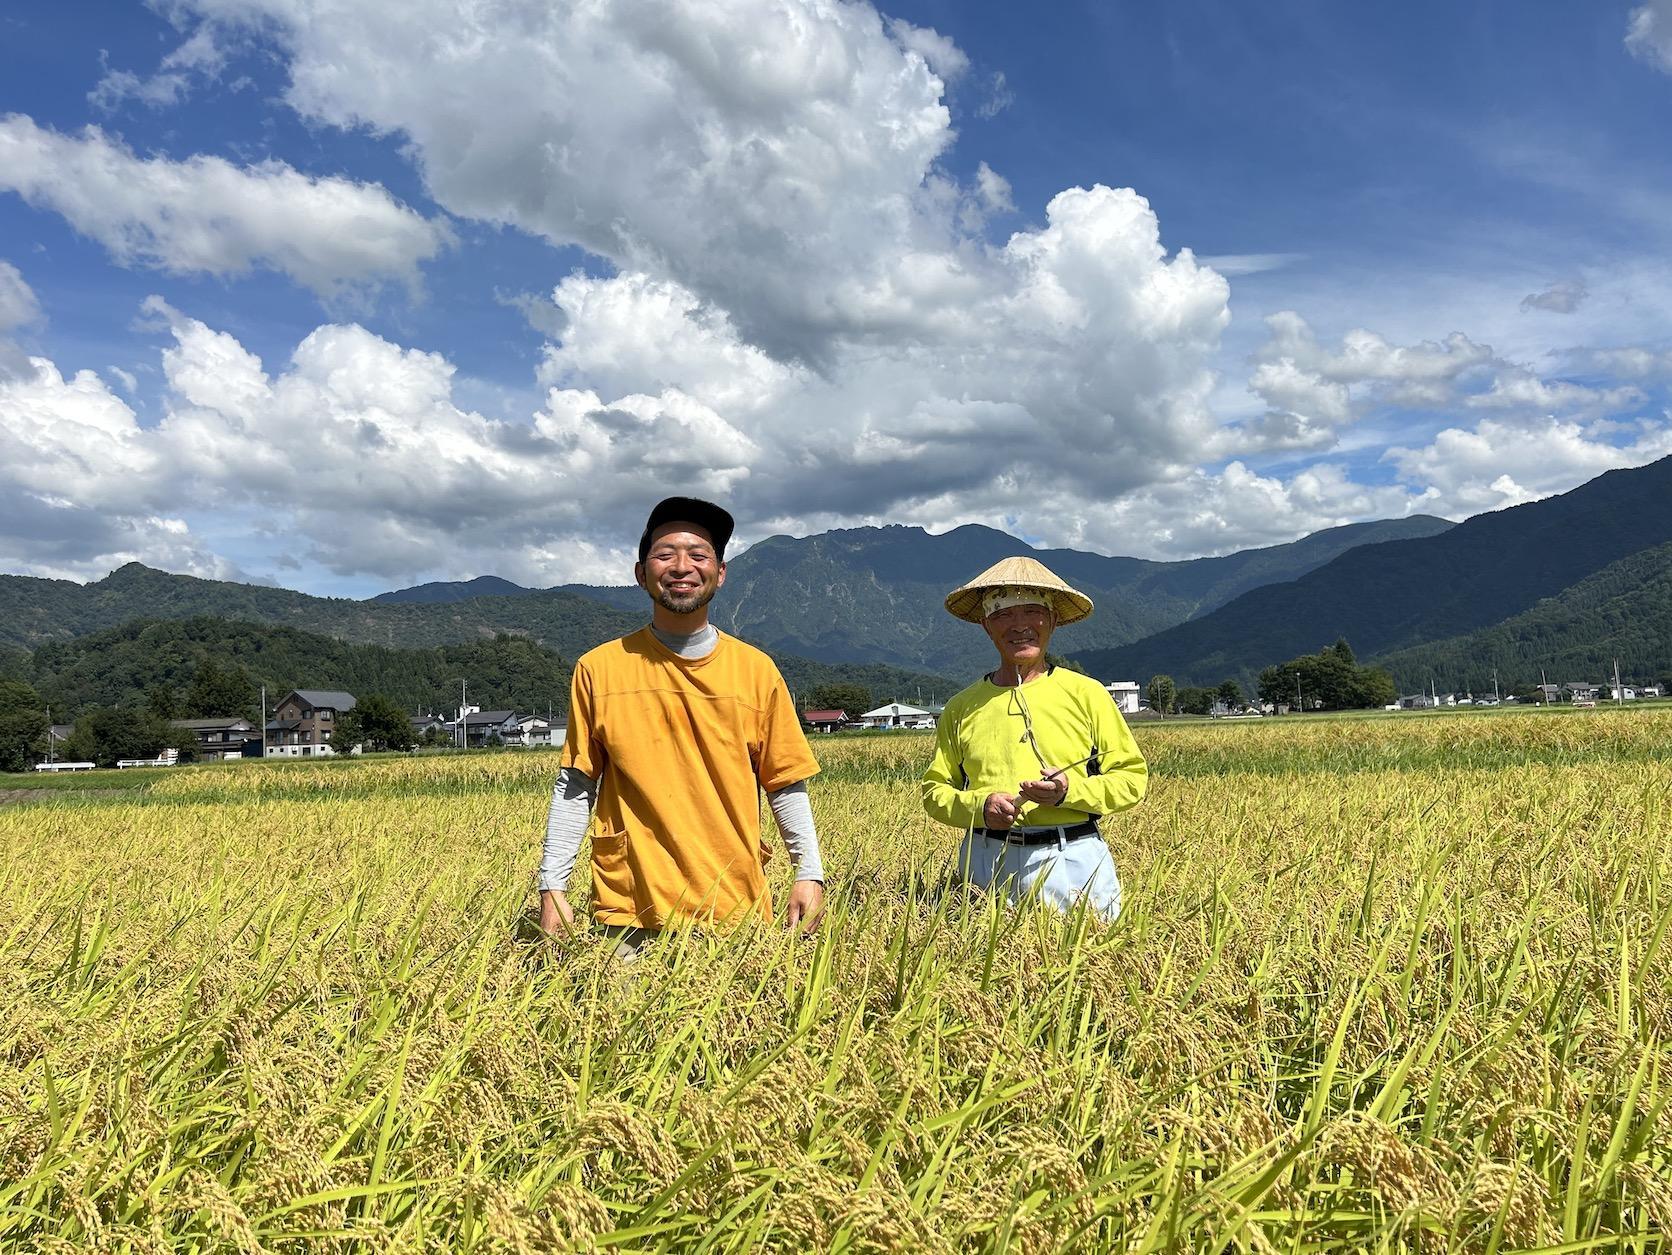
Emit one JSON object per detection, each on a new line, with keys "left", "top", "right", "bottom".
{"left": 561, "top": 628, "right": 820, "bottom": 928}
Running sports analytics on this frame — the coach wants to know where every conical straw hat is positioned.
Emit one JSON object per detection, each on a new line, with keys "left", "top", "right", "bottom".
{"left": 943, "top": 555, "right": 1094, "bottom": 625}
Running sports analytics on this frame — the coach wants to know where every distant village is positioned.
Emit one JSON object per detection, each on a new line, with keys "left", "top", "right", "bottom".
{"left": 30, "top": 674, "right": 1667, "bottom": 773}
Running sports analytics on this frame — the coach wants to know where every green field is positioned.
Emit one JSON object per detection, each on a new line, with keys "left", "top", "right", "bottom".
{"left": 2, "top": 709, "right": 1668, "bottom": 1250}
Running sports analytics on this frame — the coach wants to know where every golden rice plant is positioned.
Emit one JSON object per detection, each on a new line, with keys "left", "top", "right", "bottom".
{"left": 1, "top": 709, "right": 1668, "bottom": 1251}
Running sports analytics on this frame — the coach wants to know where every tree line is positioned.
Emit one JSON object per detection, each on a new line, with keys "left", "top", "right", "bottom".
{"left": 1143, "top": 640, "right": 1398, "bottom": 716}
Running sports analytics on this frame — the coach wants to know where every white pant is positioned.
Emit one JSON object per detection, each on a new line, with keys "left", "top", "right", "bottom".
{"left": 956, "top": 830, "right": 1122, "bottom": 920}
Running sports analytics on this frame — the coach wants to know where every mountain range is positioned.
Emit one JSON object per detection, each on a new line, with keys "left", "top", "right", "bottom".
{"left": 1075, "top": 454, "right": 1672, "bottom": 691}
{"left": 381, "top": 515, "right": 1454, "bottom": 679}
{"left": 1371, "top": 540, "right": 1672, "bottom": 693}
{"left": 5, "top": 455, "right": 1668, "bottom": 707}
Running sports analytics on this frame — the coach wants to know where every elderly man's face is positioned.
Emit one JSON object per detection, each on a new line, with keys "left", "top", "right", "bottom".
{"left": 983, "top": 601, "right": 1055, "bottom": 671}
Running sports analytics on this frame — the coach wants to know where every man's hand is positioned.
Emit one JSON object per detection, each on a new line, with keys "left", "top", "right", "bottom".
{"left": 538, "top": 889, "right": 577, "bottom": 937}
{"left": 786, "top": 879, "right": 824, "bottom": 933}
{"left": 983, "top": 792, "right": 1021, "bottom": 829}
{"left": 1018, "top": 768, "right": 1069, "bottom": 807}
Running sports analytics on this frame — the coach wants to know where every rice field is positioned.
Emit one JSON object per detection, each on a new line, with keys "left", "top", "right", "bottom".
{"left": 2, "top": 708, "right": 1669, "bottom": 1251}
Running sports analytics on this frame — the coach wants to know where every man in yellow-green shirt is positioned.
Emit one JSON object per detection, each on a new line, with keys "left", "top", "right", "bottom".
{"left": 922, "top": 556, "right": 1146, "bottom": 919}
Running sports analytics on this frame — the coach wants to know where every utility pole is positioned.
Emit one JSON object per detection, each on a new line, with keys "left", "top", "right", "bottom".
{"left": 1541, "top": 667, "right": 1549, "bottom": 706}
{"left": 260, "top": 686, "right": 267, "bottom": 759}
{"left": 1614, "top": 658, "right": 1624, "bottom": 706}
{"left": 1293, "top": 670, "right": 1302, "bottom": 714}
{"left": 459, "top": 679, "right": 467, "bottom": 750}
{"left": 1493, "top": 669, "right": 1500, "bottom": 705}
{"left": 46, "top": 705, "right": 53, "bottom": 765}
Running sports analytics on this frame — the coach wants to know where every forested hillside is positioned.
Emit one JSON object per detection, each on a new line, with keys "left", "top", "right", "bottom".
{"left": 371, "top": 576, "right": 538, "bottom": 605}
{"left": 1370, "top": 541, "right": 1672, "bottom": 692}
{"left": 1072, "top": 455, "right": 1672, "bottom": 687}
{"left": 599, "top": 515, "right": 1451, "bottom": 677}
{"left": 25, "top": 619, "right": 573, "bottom": 718}
{"left": 15, "top": 618, "right": 957, "bottom": 721}
{"left": 0, "top": 562, "right": 644, "bottom": 654}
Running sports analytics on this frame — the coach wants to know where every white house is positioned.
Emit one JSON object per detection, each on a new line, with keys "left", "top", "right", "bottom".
{"left": 1103, "top": 680, "right": 1141, "bottom": 714}
{"left": 857, "top": 701, "right": 936, "bottom": 729}
{"left": 507, "top": 714, "right": 560, "bottom": 746}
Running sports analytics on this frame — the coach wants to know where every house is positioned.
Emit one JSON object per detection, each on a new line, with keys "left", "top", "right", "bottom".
{"left": 411, "top": 713, "right": 453, "bottom": 742}
{"left": 267, "top": 689, "right": 357, "bottom": 757}
{"left": 1103, "top": 681, "right": 1141, "bottom": 714}
{"left": 505, "top": 714, "right": 555, "bottom": 747}
{"left": 1605, "top": 684, "right": 1637, "bottom": 701}
{"left": 1397, "top": 694, "right": 1437, "bottom": 710}
{"left": 461, "top": 709, "right": 521, "bottom": 747}
{"left": 1642, "top": 684, "right": 1664, "bottom": 699}
{"left": 1534, "top": 684, "right": 1562, "bottom": 705}
{"left": 1565, "top": 682, "right": 1600, "bottom": 703}
{"left": 172, "top": 716, "right": 259, "bottom": 761}
{"left": 802, "top": 708, "right": 850, "bottom": 733}
{"left": 857, "top": 701, "right": 936, "bottom": 729}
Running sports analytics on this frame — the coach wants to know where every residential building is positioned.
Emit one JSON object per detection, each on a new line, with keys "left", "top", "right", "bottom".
{"left": 1103, "top": 680, "right": 1141, "bottom": 714}
{"left": 460, "top": 709, "right": 521, "bottom": 746}
{"left": 802, "top": 708, "right": 851, "bottom": 733}
{"left": 411, "top": 713, "right": 451, "bottom": 740}
{"left": 857, "top": 701, "right": 936, "bottom": 729}
{"left": 267, "top": 689, "right": 357, "bottom": 757}
{"left": 172, "top": 716, "right": 259, "bottom": 761}
{"left": 505, "top": 714, "right": 554, "bottom": 746}
{"left": 1565, "top": 682, "right": 1600, "bottom": 703}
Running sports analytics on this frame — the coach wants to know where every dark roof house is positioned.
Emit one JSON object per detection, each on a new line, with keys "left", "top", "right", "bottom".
{"left": 268, "top": 689, "right": 358, "bottom": 757}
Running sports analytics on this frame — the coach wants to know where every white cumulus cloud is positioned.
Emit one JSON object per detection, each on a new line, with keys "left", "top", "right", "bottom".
{"left": 0, "top": 114, "right": 452, "bottom": 298}
{"left": 7, "top": 0, "right": 1669, "bottom": 586}
{"left": 89, "top": 27, "right": 230, "bottom": 111}
{"left": 1519, "top": 278, "right": 1587, "bottom": 313}
{"left": 0, "top": 261, "right": 43, "bottom": 378}
{"left": 886, "top": 17, "right": 970, "bottom": 82}
{"left": 1627, "top": 1, "right": 1672, "bottom": 72}
{"left": 1385, "top": 416, "right": 1672, "bottom": 517}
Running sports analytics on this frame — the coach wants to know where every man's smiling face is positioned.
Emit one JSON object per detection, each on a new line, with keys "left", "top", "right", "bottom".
{"left": 983, "top": 601, "right": 1055, "bottom": 670}
{"left": 635, "top": 522, "right": 725, "bottom": 615}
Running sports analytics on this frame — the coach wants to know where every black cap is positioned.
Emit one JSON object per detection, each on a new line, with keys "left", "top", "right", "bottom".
{"left": 637, "top": 497, "right": 735, "bottom": 562}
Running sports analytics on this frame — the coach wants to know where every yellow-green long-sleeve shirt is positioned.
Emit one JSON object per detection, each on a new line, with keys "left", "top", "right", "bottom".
{"left": 922, "top": 667, "right": 1147, "bottom": 830}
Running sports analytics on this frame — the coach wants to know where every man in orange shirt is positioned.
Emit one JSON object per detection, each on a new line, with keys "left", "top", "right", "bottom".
{"left": 538, "top": 497, "right": 825, "bottom": 952}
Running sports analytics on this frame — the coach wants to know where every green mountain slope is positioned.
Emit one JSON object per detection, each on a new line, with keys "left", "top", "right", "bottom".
{"left": 558, "top": 515, "right": 1451, "bottom": 679}
{"left": 1370, "top": 541, "right": 1672, "bottom": 692}
{"left": 1073, "top": 455, "right": 1672, "bottom": 688}
{"left": 28, "top": 618, "right": 573, "bottom": 717}
{"left": 371, "top": 576, "right": 536, "bottom": 604}
{"left": 21, "top": 617, "right": 960, "bottom": 721}
{"left": 0, "top": 561, "right": 645, "bottom": 655}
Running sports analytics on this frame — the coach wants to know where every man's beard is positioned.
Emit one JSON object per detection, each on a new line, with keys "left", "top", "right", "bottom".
{"left": 653, "top": 583, "right": 716, "bottom": 615}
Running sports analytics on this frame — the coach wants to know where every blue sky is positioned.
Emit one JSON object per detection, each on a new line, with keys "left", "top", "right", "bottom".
{"left": 3, "top": 0, "right": 1671, "bottom": 597}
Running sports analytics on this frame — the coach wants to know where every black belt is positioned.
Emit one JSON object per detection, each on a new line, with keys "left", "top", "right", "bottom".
{"left": 972, "top": 819, "right": 1101, "bottom": 846}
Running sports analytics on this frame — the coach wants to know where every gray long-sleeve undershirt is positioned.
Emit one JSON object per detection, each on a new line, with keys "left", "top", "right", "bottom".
{"left": 538, "top": 623, "right": 826, "bottom": 892}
